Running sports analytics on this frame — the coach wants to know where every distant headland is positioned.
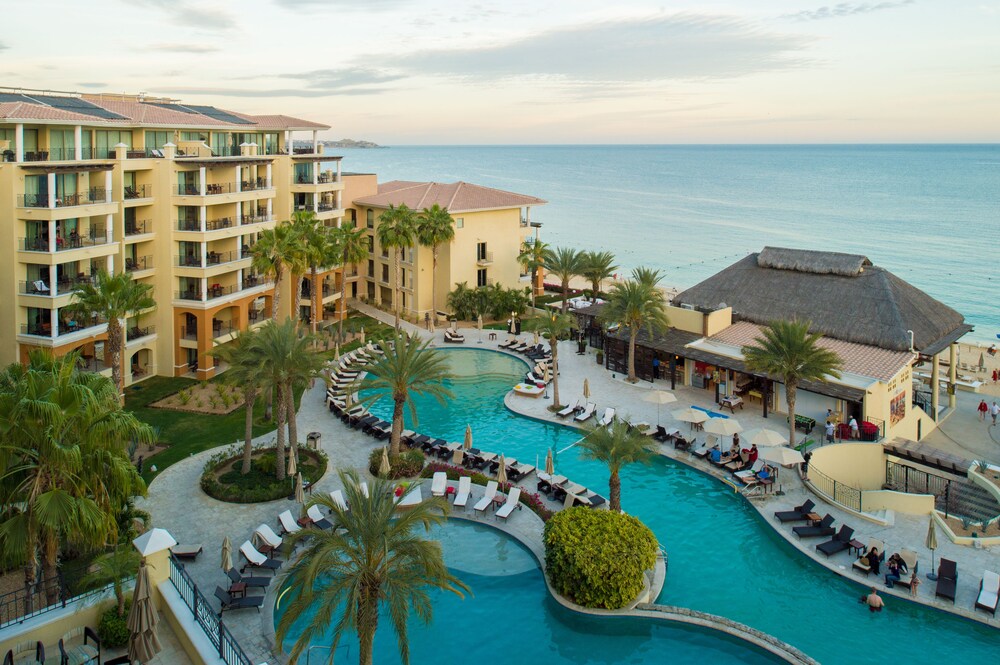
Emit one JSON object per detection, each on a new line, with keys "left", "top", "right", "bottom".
{"left": 322, "top": 139, "right": 385, "bottom": 149}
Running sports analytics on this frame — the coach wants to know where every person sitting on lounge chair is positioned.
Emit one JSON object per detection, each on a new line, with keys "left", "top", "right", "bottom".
{"left": 863, "top": 546, "right": 881, "bottom": 575}
{"left": 884, "top": 557, "right": 903, "bottom": 589}
{"left": 728, "top": 440, "right": 741, "bottom": 457}
{"left": 709, "top": 445, "right": 721, "bottom": 463}
{"left": 756, "top": 463, "right": 774, "bottom": 481}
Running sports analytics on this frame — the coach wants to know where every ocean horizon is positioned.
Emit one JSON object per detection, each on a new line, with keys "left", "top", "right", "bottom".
{"left": 325, "top": 144, "right": 999, "bottom": 345}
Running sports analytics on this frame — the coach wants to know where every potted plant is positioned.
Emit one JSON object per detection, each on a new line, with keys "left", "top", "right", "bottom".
{"left": 596, "top": 349, "right": 604, "bottom": 365}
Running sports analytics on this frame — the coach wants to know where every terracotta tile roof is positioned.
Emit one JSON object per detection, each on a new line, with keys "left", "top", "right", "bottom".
{"left": 708, "top": 321, "right": 915, "bottom": 382}
{"left": 81, "top": 98, "right": 223, "bottom": 126}
{"left": 230, "top": 113, "right": 329, "bottom": 130}
{"left": 354, "top": 180, "right": 546, "bottom": 213}
{"left": 0, "top": 101, "right": 100, "bottom": 123}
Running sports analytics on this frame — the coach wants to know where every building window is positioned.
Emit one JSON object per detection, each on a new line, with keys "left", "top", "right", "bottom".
{"left": 145, "top": 130, "right": 170, "bottom": 150}
{"left": 477, "top": 242, "right": 487, "bottom": 261}
{"left": 477, "top": 269, "right": 487, "bottom": 287}
{"left": 367, "top": 260, "right": 374, "bottom": 278}
{"left": 381, "top": 265, "right": 390, "bottom": 283}
{"left": 367, "top": 236, "right": 374, "bottom": 253}
{"left": 366, "top": 209, "right": 374, "bottom": 228}
{"left": 455, "top": 217, "right": 464, "bottom": 229}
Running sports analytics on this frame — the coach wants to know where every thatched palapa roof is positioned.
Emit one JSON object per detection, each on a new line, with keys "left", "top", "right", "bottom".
{"left": 673, "top": 247, "right": 971, "bottom": 354}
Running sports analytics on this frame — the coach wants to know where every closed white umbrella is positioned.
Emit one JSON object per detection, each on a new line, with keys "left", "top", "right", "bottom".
{"left": 496, "top": 454, "right": 508, "bottom": 484}
{"left": 583, "top": 378, "right": 591, "bottom": 399}
{"left": 741, "top": 428, "right": 787, "bottom": 447}
{"left": 464, "top": 424, "right": 473, "bottom": 451}
{"left": 360, "top": 327, "right": 365, "bottom": 345}
{"left": 758, "top": 446, "right": 805, "bottom": 466}
{"left": 379, "top": 446, "right": 391, "bottom": 477}
{"left": 545, "top": 449, "right": 554, "bottom": 475}
{"left": 287, "top": 451, "right": 297, "bottom": 477}
{"left": 477, "top": 314, "right": 484, "bottom": 343}
{"left": 533, "top": 330, "right": 540, "bottom": 346}
{"left": 645, "top": 390, "right": 677, "bottom": 426}
{"left": 127, "top": 561, "right": 161, "bottom": 663}
{"left": 295, "top": 472, "right": 305, "bottom": 504}
{"left": 926, "top": 517, "right": 938, "bottom": 580}
{"left": 672, "top": 407, "right": 709, "bottom": 424}
{"left": 703, "top": 417, "right": 743, "bottom": 437}
{"left": 221, "top": 537, "right": 232, "bottom": 574}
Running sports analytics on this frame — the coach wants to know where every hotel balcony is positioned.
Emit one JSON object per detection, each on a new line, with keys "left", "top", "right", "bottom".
{"left": 126, "top": 324, "right": 156, "bottom": 343}
{"left": 19, "top": 229, "right": 113, "bottom": 253}
{"left": 174, "top": 277, "right": 273, "bottom": 306}
{"left": 476, "top": 251, "right": 494, "bottom": 266}
{"left": 175, "top": 250, "right": 242, "bottom": 269}
{"left": 124, "top": 219, "right": 154, "bottom": 238}
{"left": 18, "top": 189, "right": 109, "bottom": 209}
{"left": 125, "top": 255, "right": 153, "bottom": 274}
{"left": 20, "top": 315, "right": 107, "bottom": 340}
{"left": 124, "top": 184, "right": 153, "bottom": 203}
{"left": 173, "top": 180, "right": 273, "bottom": 196}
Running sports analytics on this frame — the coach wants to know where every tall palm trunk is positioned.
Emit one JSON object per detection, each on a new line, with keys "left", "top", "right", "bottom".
{"left": 390, "top": 396, "right": 405, "bottom": 456}
{"left": 357, "top": 594, "right": 379, "bottom": 665}
{"left": 22, "top": 520, "right": 38, "bottom": 613}
{"left": 271, "top": 266, "right": 284, "bottom": 321}
{"left": 430, "top": 245, "right": 439, "bottom": 325}
{"left": 590, "top": 279, "right": 600, "bottom": 301}
{"left": 627, "top": 328, "right": 638, "bottom": 383}
{"left": 107, "top": 318, "right": 124, "bottom": 402}
{"left": 275, "top": 383, "right": 287, "bottom": 481}
{"left": 393, "top": 249, "right": 402, "bottom": 330}
{"left": 550, "top": 336, "right": 560, "bottom": 407}
{"left": 338, "top": 254, "right": 350, "bottom": 343}
{"left": 293, "top": 273, "right": 306, "bottom": 327}
{"left": 42, "top": 530, "right": 59, "bottom": 604}
{"left": 286, "top": 383, "right": 298, "bottom": 465}
{"left": 241, "top": 391, "right": 256, "bottom": 474}
{"left": 609, "top": 469, "right": 622, "bottom": 512}
{"left": 786, "top": 379, "right": 798, "bottom": 447}
{"left": 561, "top": 278, "right": 570, "bottom": 313}
{"left": 310, "top": 265, "right": 320, "bottom": 340}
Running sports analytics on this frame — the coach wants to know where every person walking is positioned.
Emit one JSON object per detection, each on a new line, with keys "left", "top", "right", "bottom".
{"left": 825, "top": 420, "right": 836, "bottom": 444}
{"left": 849, "top": 416, "right": 860, "bottom": 440}
{"left": 992, "top": 401, "right": 1000, "bottom": 426}
{"left": 979, "top": 400, "right": 989, "bottom": 422}
{"left": 652, "top": 356, "right": 660, "bottom": 380}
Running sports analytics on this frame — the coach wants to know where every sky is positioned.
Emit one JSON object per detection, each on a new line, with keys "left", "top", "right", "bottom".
{"left": 3, "top": 0, "right": 1000, "bottom": 143}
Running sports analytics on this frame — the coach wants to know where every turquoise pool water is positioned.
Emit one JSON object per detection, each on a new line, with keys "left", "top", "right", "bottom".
{"left": 296, "top": 349, "right": 996, "bottom": 664}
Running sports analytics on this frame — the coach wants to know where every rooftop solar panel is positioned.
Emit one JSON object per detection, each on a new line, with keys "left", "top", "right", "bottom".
{"left": 23, "top": 94, "right": 127, "bottom": 120}
{"left": 143, "top": 102, "right": 199, "bottom": 115}
{"left": 0, "top": 93, "right": 29, "bottom": 103}
{"left": 183, "top": 105, "right": 255, "bottom": 125}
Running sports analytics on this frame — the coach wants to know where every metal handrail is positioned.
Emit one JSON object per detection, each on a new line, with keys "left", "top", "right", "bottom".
{"left": 169, "top": 554, "right": 252, "bottom": 665}
{"left": 808, "top": 464, "right": 862, "bottom": 512}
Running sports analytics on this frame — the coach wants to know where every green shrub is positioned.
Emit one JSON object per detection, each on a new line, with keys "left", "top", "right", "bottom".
{"left": 367, "top": 448, "right": 424, "bottom": 479}
{"left": 543, "top": 508, "right": 657, "bottom": 609}
{"left": 200, "top": 446, "right": 327, "bottom": 503}
{"left": 98, "top": 602, "right": 131, "bottom": 647}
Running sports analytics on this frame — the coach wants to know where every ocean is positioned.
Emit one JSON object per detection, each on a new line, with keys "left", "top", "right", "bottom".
{"left": 324, "top": 144, "right": 999, "bottom": 344}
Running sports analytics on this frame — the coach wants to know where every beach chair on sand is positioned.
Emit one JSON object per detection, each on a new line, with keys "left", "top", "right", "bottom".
{"left": 575, "top": 402, "right": 597, "bottom": 422}
{"left": 474, "top": 481, "right": 499, "bottom": 514}
{"left": 496, "top": 487, "right": 521, "bottom": 521}
{"left": 976, "top": 570, "right": 1000, "bottom": 616}
{"left": 278, "top": 510, "right": 301, "bottom": 535}
{"left": 454, "top": 477, "right": 473, "bottom": 508}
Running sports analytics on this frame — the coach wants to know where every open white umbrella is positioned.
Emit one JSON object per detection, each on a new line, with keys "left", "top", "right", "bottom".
{"left": 583, "top": 378, "right": 591, "bottom": 399}
{"left": 758, "top": 446, "right": 805, "bottom": 466}
{"left": 295, "top": 472, "right": 305, "bottom": 504}
{"left": 672, "top": 407, "right": 709, "bottom": 424}
{"left": 497, "top": 454, "right": 508, "bottom": 484}
{"left": 221, "top": 536, "right": 232, "bottom": 574}
{"left": 379, "top": 446, "right": 391, "bottom": 477}
{"left": 703, "top": 417, "right": 743, "bottom": 437}
{"left": 545, "top": 449, "right": 554, "bottom": 475}
{"left": 741, "top": 428, "right": 787, "bottom": 447}
{"left": 127, "top": 561, "right": 161, "bottom": 663}
{"left": 645, "top": 390, "right": 677, "bottom": 426}
{"left": 464, "top": 424, "right": 473, "bottom": 451}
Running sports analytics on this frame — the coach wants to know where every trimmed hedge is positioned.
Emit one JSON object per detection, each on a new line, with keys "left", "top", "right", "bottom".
{"left": 543, "top": 508, "right": 657, "bottom": 609}
{"left": 420, "top": 462, "right": 554, "bottom": 522}
{"left": 200, "top": 445, "right": 328, "bottom": 503}
{"left": 368, "top": 448, "right": 425, "bottom": 480}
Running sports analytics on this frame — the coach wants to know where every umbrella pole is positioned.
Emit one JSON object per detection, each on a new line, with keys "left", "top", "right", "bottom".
{"left": 927, "top": 551, "right": 938, "bottom": 581}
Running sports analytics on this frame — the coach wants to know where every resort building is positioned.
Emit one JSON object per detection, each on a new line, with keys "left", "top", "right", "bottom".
{"left": 0, "top": 88, "right": 343, "bottom": 383}
{"left": 342, "top": 176, "right": 546, "bottom": 320}
{"left": 581, "top": 247, "right": 971, "bottom": 442}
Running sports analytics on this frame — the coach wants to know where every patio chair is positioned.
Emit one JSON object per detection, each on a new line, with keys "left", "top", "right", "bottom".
{"left": 496, "top": 487, "right": 522, "bottom": 521}
{"left": 226, "top": 567, "right": 271, "bottom": 591}
{"left": 396, "top": 485, "right": 423, "bottom": 507}
{"left": 598, "top": 408, "right": 616, "bottom": 427}
{"left": 359, "top": 481, "right": 370, "bottom": 498}
{"left": 537, "top": 473, "right": 567, "bottom": 495}
{"left": 444, "top": 329, "right": 465, "bottom": 343}
{"left": 431, "top": 472, "right": 448, "bottom": 497}
{"left": 498, "top": 337, "right": 519, "bottom": 349}
{"left": 214, "top": 586, "right": 265, "bottom": 613}
{"left": 792, "top": 514, "right": 836, "bottom": 538}
{"left": 453, "top": 477, "right": 473, "bottom": 508}
{"left": 253, "top": 524, "right": 283, "bottom": 556}
{"left": 773, "top": 499, "right": 816, "bottom": 523}
{"left": 508, "top": 463, "right": 536, "bottom": 482}
{"left": 575, "top": 402, "right": 597, "bottom": 422}
{"left": 936, "top": 559, "right": 958, "bottom": 603}
{"left": 816, "top": 525, "right": 855, "bottom": 557}
{"left": 307, "top": 504, "right": 334, "bottom": 530}
{"left": 277, "top": 510, "right": 301, "bottom": 535}
{"left": 59, "top": 626, "right": 100, "bottom": 665}
{"left": 975, "top": 570, "right": 1000, "bottom": 616}
{"left": 239, "top": 541, "right": 282, "bottom": 574}
{"left": 851, "top": 539, "right": 885, "bottom": 575}
{"left": 474, "top": 481, "right": 499, "bottom": 514}
{"left": 330, "top": 489, "right": 349, "bottom": 511}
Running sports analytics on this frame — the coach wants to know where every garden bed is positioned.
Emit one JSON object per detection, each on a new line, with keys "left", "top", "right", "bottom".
{"left": 150, "top": 381, "right": 243, "bottom": 415}
{"left": 201, "top": 445, "right": 328, "bottom": 503}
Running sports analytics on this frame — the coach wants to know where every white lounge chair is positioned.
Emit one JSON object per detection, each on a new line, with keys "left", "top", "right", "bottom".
{"left": 453, "top": 477, "right": 472, "bottom": 508}
{"left": 278, "top": 510, "right": 301, "bottom": 535}
{"left": 733, "top": 460, "right": 765, "bottom": 482}
{"left": 431, "top": 471, "right": 448, "bottom": 497}
{"left": 330, "top": 489, "right": 348, "bottom": 511}
{"left": 557, "top": 399, "right": 582, "bottom": 418}
{"left": 598, "top": 407, "right": 616, "bottom": 427}
{"left": 397, "top": 485, "right": 423, "bottom": 507}
{"left": 254, "top": 524, "right": 283, "bottom": 551}
{"left": 496, "top": 487, "right": 521, "bottom": 521}
{"left": 359, "top": 481, "right": 370, "bottom": 498}
{"left": 239, "top": 541, "right": 281, "bottom": 573}
{"left": 575, "top": 402, "right": 597, "bottom": 422}
{"left": 474, "top": 481, "right": 499, "bottom": 513}
{"left": 32, "top": 280, "right": 50, "bottom": 293}
{"left": 307, "top": 504, "right": 334, "bottom": 529}
{"left": 976, "top": 570, "right": 1000, "bottom": 616}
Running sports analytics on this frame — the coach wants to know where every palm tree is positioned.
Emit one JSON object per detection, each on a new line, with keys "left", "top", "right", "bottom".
{"left": 416, "top": 204, "right": 456, "bottom": 327}
{"left": 544, "top": 246, "right": 584, "bottom": 312}
{"left": 517, "top": 239, "right": 549, "bottom": 311}
{"left": 577, "top": 420, "right": 655, "bottom": 512}
{"left": 580, "top": 250, "right": 618, "bottom": 301}
{"left": 81, "top": 545, "right": 140, "bottom": 616}
{"left": 356, "top": 332, "right": 453, "bottom": 455}
{"left": 601, "top": 267, "right": 670, "bottom": 383}
{"left": 741, "top": 320, "right": 844, "bottom": 447}
{"left": 257, "top": 320, "right": 322, "bottom": 478}
{"left": 0, "top": 352, "right": 149, "bottom": 604}
{"left": 376, "top": 204, "right": 417, "bottom": 329}
{"left": 209, "top": 330, "right": 263, "bottom": 474}
{"left": 67, "top": 270, "right": 155, "bottom": 400}
{"left": 528, "top": 312, "right": 572, "bottom": 408}
{"left": 251, "top": 224, "right": 298, "bottom": 321}
{"left": 333, "top": 222, "right": 370, "bottom": 342}
{"left": 275, "top": 470, "right": 468, "bottom": 665}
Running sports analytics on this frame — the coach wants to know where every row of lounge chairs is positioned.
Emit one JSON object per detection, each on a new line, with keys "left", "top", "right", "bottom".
{"left": 431, "top": 473, "right": 522, "bottom": 521}
{"left": 536, "top": 472, "right": 607, "bottom": 508}
{"left": 556, "top": 399, "right": 597, "bottom": 422}
{"left": 400, "top": 433, "right": 537, "bottom": 482}
{"left": 499, "top": 337, "right": 552, "bottom": 361}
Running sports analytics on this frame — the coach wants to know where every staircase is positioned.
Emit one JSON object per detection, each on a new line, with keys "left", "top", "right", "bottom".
{"left": 935, "top": 480, "right": 1000, "bottom": 524}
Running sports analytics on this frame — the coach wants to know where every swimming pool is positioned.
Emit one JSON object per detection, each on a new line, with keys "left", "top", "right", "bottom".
{"left": 301, "top": 349, "right": 997, "bottom": 663}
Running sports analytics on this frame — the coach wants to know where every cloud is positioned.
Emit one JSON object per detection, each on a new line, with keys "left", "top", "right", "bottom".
{"left": 158, "top": 67, "right": 405, "bottom": 98}
{"left": 157, "top": 86, "right": 388, "bottom": 98}
{"left": 783, "top": 1, "right": 915, "bottom": 21}
{"left": 0, "top": 42, "right": 7, "bottom": 52}
{"left": 132, "top": 0, "right": 237, "bottom": 30}
{"left": 148, "top": 43, "right": 222, "bottom": 53}
{"left": 373, "top": 14, "right": 810, "bottom": 85}
{"left": 271, "top": 0, "right": 407, "bottom": 8}
{"left": 77, "top": 82, "right": 107, "bottom": 89}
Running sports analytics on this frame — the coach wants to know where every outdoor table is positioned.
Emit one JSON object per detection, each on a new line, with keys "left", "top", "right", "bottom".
{"left": 720, "top": 395, "right": 744, "bottom": 413}
{"left": 804, "top": 513, "right": 821, "bottom": 523}
{"left": 488, "top": 332, "right": 497, "bottom": 340}
{"left": 229, "top": 582, "right": 247, "bottom": 598}
{"left": 849, "top": 539, "right": 865, "bottom": 556}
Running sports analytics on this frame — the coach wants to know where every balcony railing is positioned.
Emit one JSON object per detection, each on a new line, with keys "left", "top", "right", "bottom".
{"left": 317, "top": 201, "right": 338, "bottom": 212}
{"left": 127, "top": 325, "right": 155, "bottom": 341}
{"left": 207, "top": 251, "right": 239, "bottom": 266}
{"left": 176, "top": 289, "right": 203, "bottom": 302}
{"left": 241, "top": 179, "right": 272, "bottom": 191}
{"left": 177, "top": 255, "right": 204, "bottom": 268}
{"left": 125, "top": 219, "right": 153, "bottom": 236}
{"left": 18, "top": 188, "right": 110, "bottom": 208}
{"left": 212, "top": 320, "right": 236, "bottom": 337}
{"left": 207, "top": 283, "right": 238, "bottom": 299}
{"left": 177, "top": 219, "right": 201, "bottom": 232}
{"left": 21, "top": 315, "right": 106, "bottom": 338}
{"left": 476, "top": 251, "right": 494, "bottom": 266}
{"left": 239, "top": 213, "right": 274, "bottom": 226}
{"left": 125, "top": 255, "right": 153, "bottom": 272}
{"left": 206, "top": 217, "right": 236, "bottom": 231}
{"left": 317, "top": 172, "right": 337, "bottom": 183}
{"left": 180, "top": 325, "right": 198, "bottom": 340}
{"left": 19, "top": 230, "right": 111, "bottom": 252}
{"left": 124, "top": 184, "right": 152, "bottom": 200}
